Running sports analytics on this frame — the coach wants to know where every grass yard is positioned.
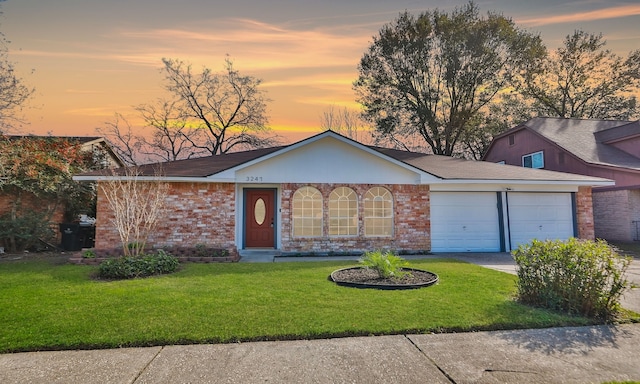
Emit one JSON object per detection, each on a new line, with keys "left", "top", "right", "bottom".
{"left": 0, "top": 258, "right": 603, "bottom": 353}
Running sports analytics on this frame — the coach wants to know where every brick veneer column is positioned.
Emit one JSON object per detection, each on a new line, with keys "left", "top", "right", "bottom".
{"left": 576, "top": 186, "right": 595, "bottom": 240}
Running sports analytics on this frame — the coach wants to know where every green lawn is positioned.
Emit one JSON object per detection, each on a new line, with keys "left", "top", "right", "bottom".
{"left": 0, "top": 258, "right": 600, "bottom": 353}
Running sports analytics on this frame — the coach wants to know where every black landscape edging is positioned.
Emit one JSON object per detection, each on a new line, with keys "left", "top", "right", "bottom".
{"left": 330, "top": 267, "right": 438, "bottom": 290}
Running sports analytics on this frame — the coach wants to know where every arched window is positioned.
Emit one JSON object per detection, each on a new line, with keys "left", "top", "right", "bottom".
{"left": 329, "top": 187, "right": 358, "bottom": 236}
{"left": 363, "top": 187, "right": 393, "bottom": 237}
{"left": 292, "top": 186, "right": 323, "bottom": 237}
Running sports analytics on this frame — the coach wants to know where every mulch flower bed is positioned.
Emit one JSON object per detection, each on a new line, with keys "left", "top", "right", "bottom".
{"left": 330, "top": 267, "right": 438, "bottom": 290}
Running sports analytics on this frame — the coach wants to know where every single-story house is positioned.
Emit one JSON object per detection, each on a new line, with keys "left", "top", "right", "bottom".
{"left": 483, "top": 117, "right": 640, "bottom": 242}
{"left": 75, "top": 131, "right": 612, "bottom": 258}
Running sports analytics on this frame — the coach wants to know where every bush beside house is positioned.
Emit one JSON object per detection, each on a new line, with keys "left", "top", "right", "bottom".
{"left": 513, "top": 238, "right": 631, "bottom": 320}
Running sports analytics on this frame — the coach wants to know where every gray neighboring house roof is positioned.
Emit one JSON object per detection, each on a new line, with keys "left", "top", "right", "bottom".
{"left": 75, "top": 131, "right": 611, "bottom": 185}
{"left": 496, "top": 117, "right": 640, "bottom": 171}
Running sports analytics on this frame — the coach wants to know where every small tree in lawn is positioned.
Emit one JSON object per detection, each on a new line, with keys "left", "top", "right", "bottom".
{"left": 99, "top": 167, "right": 168, "bottom": 257}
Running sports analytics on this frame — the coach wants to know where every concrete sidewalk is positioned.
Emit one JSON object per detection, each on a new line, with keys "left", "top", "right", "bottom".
{"left": 1, "top": 324, "right": 639, "bottom": 383}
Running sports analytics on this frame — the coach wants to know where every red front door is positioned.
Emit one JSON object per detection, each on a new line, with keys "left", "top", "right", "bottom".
{"left": 245, "top": 189, "right": 276, "bottom": 248}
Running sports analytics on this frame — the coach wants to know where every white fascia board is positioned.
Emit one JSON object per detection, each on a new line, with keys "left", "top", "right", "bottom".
{"left": 73, "top": 175, "right": 235, "bottom": 183}
{"left": 429, "top": 179, "right": 613, "bottom": 193}
{"left": 79, "top": 138, "right": 104, "bottom": 147}
{"left": 430, "top": 183, "right": 581, "bottom": 192}
{"left": 437, "top": 178, "right": 614, "bottom": 187}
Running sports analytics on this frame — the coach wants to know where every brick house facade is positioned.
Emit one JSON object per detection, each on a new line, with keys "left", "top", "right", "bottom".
{"left": 95, "top": 182, "right": 237, "bottom": 253}
{"left": 278, "top": 183, "right": 430, "bottom": 254}
{"left": 80, "top": 131, "right": 610, "bottom": 257}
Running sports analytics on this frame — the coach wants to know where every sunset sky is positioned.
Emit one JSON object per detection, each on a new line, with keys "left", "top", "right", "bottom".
{"left": 4, "top": 0, "right": 640, "bottom": 144}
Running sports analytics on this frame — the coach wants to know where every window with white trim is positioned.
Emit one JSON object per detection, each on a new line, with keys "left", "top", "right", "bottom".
{"left": 329, "top": 187, "right": 358, "bottom": 236}
{"left": 363, "top": 187, "right": 393, "bottom": 237}
{"left": 522, "top": 151, "right": 544, "bottom": 169}
{"left": 292, "top": 186, "right": 323, "bottom": 237}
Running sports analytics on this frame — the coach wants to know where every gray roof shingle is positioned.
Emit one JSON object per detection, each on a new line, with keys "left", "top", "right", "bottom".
{"left": 518, "top": 117, "right": 640, "bottom": 170}
{"left": 79, "top": 146, "right": 284, "bottom": 178}
{"left": 78, "top": 132, "right": 608, "bottom": 184}
{"left": 373, "top": 147, "right": 606, "bottom": 182}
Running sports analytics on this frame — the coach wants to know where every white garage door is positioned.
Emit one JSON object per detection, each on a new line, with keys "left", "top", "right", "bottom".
{"left": 507, "top": 192, "right": 574, "bottom": 249}
{"left": 431, "top": 192, "right": 501, "bottom": 252}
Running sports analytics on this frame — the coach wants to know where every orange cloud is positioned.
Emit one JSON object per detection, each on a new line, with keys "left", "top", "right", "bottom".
{"left": 113, "top": 18, "right": 370, "bottom": 71}
{"left": 518, "top": 4, "right": 640, "bottom": 26}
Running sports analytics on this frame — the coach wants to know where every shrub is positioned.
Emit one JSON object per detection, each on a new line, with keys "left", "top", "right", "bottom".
{"left": 0, "top": 210, "right": 56, "bottom": 253}
{"left": 513, "top": 238, "right": 631, "bottom": 320}
{"left": 98, "top": 250, "right": 179, "bottom": 280}
{"left": 359, "top": 250, "right": 409, "bottom": 279}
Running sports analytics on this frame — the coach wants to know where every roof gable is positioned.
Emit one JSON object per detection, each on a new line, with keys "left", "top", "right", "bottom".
{"left": 215, "top": 131, "right": 436, "bottom": 184}
{"left": 594, "top": 121, "right": 640, "bottom": 144}
{"left": 494, "top": 117, "right": 640, "bottom": 171}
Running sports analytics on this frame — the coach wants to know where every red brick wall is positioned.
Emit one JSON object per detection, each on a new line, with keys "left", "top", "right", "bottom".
{"left": 95, "top": 182, "right": 237, "bottom": 255}
{"left": 592, "top": 188, "right": 640, "bottom": 242}
{"left": 0, "top": 192, "right": 65, "bottom": 224}
{"left": 279, "top": 183, "right": 430, "bottom": 253}
{"left": 0, "top": 192, "right": 66, "bottom": 246}
{"left": 94, "top": 180, "right": 594, "bottom": 255}
{"left": 575, "top": 186, "right": 595, "bottom": 240}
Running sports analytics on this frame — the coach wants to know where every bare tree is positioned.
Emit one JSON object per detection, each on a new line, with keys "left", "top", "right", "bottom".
{"left": 320, "top": 105, "right": 373, "bottom": 143}
{"left": 98, "top": 167, "right": 168, "bottom": 256}
{"left": 99, "top": 57, "right": 279, "bottom": 162}
{"left": 162, "top": 57, "right": 280, "bottom": 155}
{"left": 96, "top": 113, "right": 142, "bottom": 166}
{"left": 135, "top": 99, "right": 208, "bottom": 162}
{"left": 0, "top": 1, "right": 34, "bottom": 133}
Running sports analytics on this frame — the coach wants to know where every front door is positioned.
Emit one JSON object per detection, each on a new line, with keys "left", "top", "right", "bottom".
{"left": 245, "top": 189, "right": 276, "bottom": 248}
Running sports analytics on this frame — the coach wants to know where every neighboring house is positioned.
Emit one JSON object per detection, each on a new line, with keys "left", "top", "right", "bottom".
{"left": 70, "top": 136, "right": 125, "bottom": 169}
{"left": 0, "top": 135, "right": 123, "bottom": 230}
{"left": 75, "top": 131, "right": 611, "bottom": 258}
{"left": 6, "top": 135, "right": 125, "bottom": 169}
{"left": 483, "top": 117, "right": 640, "bottom": 242}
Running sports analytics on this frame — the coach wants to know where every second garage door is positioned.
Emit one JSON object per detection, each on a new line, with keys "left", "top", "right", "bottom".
{"left": 507, "top": 192, "right": 575, "bottom": 249}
